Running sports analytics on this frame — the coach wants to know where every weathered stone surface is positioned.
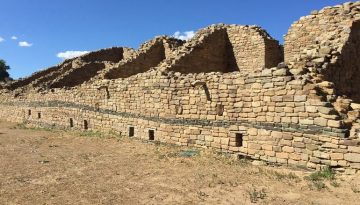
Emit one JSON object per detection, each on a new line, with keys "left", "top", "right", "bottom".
{"left": 314, "top": 118, "right": 328, "bottom": 126}
{"left": 351, "top": 103, "right": 360, "bottom": 110}
{"left": 328, "top": 120, "right": 343, "bottom": 128}
{"left": 282, "top": 146, "right": 295, "bottom": 153}
{"left": 344, "top": 153, "right": 360, "bottom": 163}
{"left": 330, "top": 153, "right": 344, "bottom": 160}
{"left": 348, "top": 146, "right": 360, "bottom": 153}
{"left": 313, "top": 151, "right": 330, "bottom": 159}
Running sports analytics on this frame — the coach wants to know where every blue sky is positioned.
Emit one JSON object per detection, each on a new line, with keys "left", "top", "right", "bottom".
{"left": 0, "top": 0, "right": 354, "bottom": 79}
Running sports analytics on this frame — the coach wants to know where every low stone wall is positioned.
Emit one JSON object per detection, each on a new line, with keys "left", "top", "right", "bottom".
{"left": 0, "top": 99, "right": 359, "bottom": 174}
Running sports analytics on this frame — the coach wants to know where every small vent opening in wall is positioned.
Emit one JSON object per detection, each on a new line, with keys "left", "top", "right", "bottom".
{"left": 216, "top": 104, "right": 224, "bottom": 116}
{"left": 129, "top": 126, "right": 134, "bottom": 137}
{"left": 84, "top": 120, "right": 88, "bottom": 130}
{"left": 148, "top": 130, "right": 155, "bottom": 141}
{"left": 28, "top": 110, "right": 31, "bottom": 116}
{"left": 37, "top": 112, "right": 41, "bottom": 119}
{"left": 235, "top": 133, "right": 243, "bottom": 147}
{"left": 70, "top": 118, "right": 74, "bottom": 128}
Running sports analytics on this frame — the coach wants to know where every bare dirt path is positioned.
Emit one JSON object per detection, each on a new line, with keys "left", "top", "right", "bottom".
{"left": 0, "top": 121, "right": 359, "bottom": 205}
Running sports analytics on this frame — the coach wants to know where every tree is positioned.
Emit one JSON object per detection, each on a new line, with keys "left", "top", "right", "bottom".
{"left": 0, "top": 59, "right": 10, "bottom": 81}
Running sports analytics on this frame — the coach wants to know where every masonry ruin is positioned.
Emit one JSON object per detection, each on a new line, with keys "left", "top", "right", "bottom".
{"left": 1, "top": 2, "right": 360, "bottom": 174}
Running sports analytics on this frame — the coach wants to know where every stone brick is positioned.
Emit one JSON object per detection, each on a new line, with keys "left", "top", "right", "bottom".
{"left": 337, "top": 160, "right": 348, "bottom": 167}
{"left": 313, "top": 151, "right": 330, "bottom": 159}
{"left": 277, "top": 158, "right": 288, "bottom": 164}
{"left": 282, "top": 146, "right": 295, "bottom": 153}
{"left": 293, "top": 142, "right": 305, "bottom": 148}
{"left": 248, "top": 143, "right": 262, "bottom": 150}
{"left": 349, "top": 163, "right": 360, "bottom": 169}
{"left": 301, "top": 153, "right": 309, "bottom": 161}
{"left": 262, "top": 144, "right": 273, "bottom": 151}
{"left": 310, "top": 157, "right": 321, "bottom": 163}
{"left": 306, "top": 106, "right": 317, "bottom": 113}
{"left": 294, "top": 95, "right": 307, "bottom": 102}
{"left": 318, "top": 107, "right": 335, "bottom": 115}
{"left": 344, "top": 153, "right": 360, "bottom": 163}
{"left": 205, "top": 135, "right": 214, "bottom": 142}
{"left": 276, "top": 152, "right": 289, "bottom": 159}
{"left": 247, "top": 128, "right": 258, "bottom": 136}
{"left": 318, "top": 136, "right": 332, "bottom": 142}
{"left": 271, "top": 131, "right": 283, "bottom": 139}
{"left": 271, "top": 96, "right": 283, "bottom": 102}
{"left": 289, "top": 153, "right": 301, "bottom": 161}
{"left": 314, "top": 118, "right": 328, "bottom": 126}
{"left": 282, "top": 133, "right": 293, "bottom": 140}
{"left": 299, "top": 119, "right": 313, "bottom": 125}
{"left": 322, "top": 143, "right": 338, "bottom": 149}
{"left": 327, "top": 120, "right": 343, "bottom": 128}
{"left": 348, "top": 146, "right": 360, "bottom": 153}
{"left": 343, "top": 140, "right": 360, "bottom": 146}
{"left": 280, "top": 139, "right": 292, "bottom": 146}
{"left": 330, "top": 153, "right": 344, "bottom": 160}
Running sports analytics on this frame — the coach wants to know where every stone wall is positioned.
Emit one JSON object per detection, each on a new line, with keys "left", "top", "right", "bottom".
{"left": 9, "top": 65, "right": 59, "bottom": 90}
{"left": 0, "top": 2, "right": 360, "bottom": 174}
{"left": 284, "top": 2, "right": 360, "bottom": 103}
{"left": 77, "top": 47, "right": 128, "bottom": 63}
{"left": 8, "top": 47, "right": 136, "bottom": 90}
{"left": 325, "top": 20, "right": 360, "bottom": 102}
{"left": 164, "top": 25, "right": 282, "bottom": 74}
{"left": 227, "top": 25, "right": 282, "bottom": 70}
{"left": 50, "top": 63, "right": 105, "bottom": 88}
{"left": 104, "top": 37, "right": 183, "bottom": 79}
{"left": 1, "top": 64, "right": 359, "bottom": 173}
{"left": 165, "top": 27, "right": 238, "bottom": 73}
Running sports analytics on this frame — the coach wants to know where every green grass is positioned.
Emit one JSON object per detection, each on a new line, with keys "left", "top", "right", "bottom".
{"left": 307, "top": 166, "right": 335, "bottom": 181}
{"left": 305, "top": 166, "right": 336, "bottom": 190}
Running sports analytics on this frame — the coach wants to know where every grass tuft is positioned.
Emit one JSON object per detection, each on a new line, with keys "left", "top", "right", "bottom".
{"left": 305, "top": 166, "right": 336, "bottom": 190}
{"left": 248, "top": 188, "right": 266, "bottom": 203}
{"left": 307, "top": 166, "right": 335, "bottom": 181}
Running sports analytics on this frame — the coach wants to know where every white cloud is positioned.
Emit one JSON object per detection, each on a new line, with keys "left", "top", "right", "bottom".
{"left": 173, "top": 30, "right": 195, "bottom": 41}
{"left": 56, "top": 50, "right": 90, "bottom": 60}
{"left": 18, "top": 41, "right": 33, "bottom": 47}
{"left": 0, "top": 37, "right": 4, "bottom": 42}
{"left": 11, "top": 36, "right": 17, "bottom": 40}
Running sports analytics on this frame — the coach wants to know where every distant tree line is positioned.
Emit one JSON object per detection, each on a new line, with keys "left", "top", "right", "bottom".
{"left": 0, "top": 59, "right": 11, "bottom": 81}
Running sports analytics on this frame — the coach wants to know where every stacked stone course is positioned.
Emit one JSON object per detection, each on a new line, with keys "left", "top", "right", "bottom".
{"left": 0, "top": 2, "right": 360, "bottom": 173}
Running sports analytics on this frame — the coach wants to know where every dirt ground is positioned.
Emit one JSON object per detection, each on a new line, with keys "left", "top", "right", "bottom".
{"left": 0, "top": 121, "right": 359, "bottom": 205}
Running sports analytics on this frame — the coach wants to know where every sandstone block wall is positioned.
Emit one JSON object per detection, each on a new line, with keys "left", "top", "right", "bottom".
{"left": 226, "top": 25, "right": 283, "bottom": 70}
{"left": 105, "top": 37, "right": 183, "bottom": 79}
{"left": 284, "top": 2, "right": 360, "bottom": 102}
{"left": 163, "top": 25, "right": 282, "bottom": 74}
{"left": 1, "top": 2, "right": 360, "bottom": 174}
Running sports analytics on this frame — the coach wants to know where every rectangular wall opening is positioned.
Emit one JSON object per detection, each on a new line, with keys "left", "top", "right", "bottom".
{"left": 28, "top": 110, "right": 31, "bottom": 116}
{"left": 216, "top": 104, "right": 224, "bottom": 116}
{"left": 235, "top": 133, "right": 243, "bottom": 147}
{"left": 37, "top": 112, "right": 41, "bottom": 119}
{"left": 148, "top": 129, "right": 155, "bottom": 141}
{"left": 84, "top": 120, "right": 88, "bottom": 130}
{"left": 129, "top": 126, "right": 134, "bottom": 137}
{"left": 69, "top": 118, "right": 74, "bottom": 128}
